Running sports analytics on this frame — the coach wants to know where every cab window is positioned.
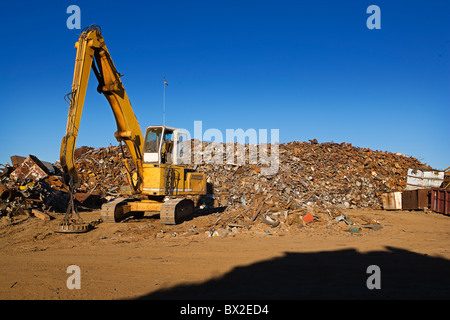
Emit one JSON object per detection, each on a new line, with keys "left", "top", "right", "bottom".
{"left": 144, "top": 128, "right": 162, "bottom": 153}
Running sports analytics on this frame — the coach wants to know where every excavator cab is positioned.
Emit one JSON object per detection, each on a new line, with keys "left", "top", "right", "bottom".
{"left": 140, "top": 125, "right": 204, "bottom": 200}
{"left": 143, "top": 126, "right": 189, "bottom": 165}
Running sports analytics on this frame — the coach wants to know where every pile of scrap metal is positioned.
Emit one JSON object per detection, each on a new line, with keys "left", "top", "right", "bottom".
{"left": 0, "top": 154, "right": 98, "bottom": 219}
{"left": 0, "top": 145, "right": 133, "bottom": 219}
{"left": 70, "top": 145, "right": 132, "bottom": 196}
{"left": 0, "top": 155, "right": 70, "bottom": 218}
{"left": 188, "top": 140, "right": 448, "bottom": 230}
{"left": 0, "top": 140, "right": 443, "bottom": 225}
{"left": 189, "top": 139, "right": 433, "bottom": 212}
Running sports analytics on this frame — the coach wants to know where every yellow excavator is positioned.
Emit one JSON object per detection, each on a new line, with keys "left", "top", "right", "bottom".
{"left": 59, "top": 25, "right": 206, "bottom": 229}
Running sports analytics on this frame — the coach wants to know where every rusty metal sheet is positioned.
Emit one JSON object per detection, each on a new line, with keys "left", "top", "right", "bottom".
{"left": 10, "top": 155, "right": 26, "bottom": 168}
{"left": 10, "top": 155, "right": 49, "bottom": 181}
{"left": 382, "top": 192, "right": 402, "bottom": 210}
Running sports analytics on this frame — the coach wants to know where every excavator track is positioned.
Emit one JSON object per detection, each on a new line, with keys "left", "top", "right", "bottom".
{"left": 100, "top": 197, "right": 129, "bottom": 223}
{"left": 160, "top": 198, "right": 194, "bottom": 225}
{"left": 101, "top": 197, "right": 194, "bottom": 224}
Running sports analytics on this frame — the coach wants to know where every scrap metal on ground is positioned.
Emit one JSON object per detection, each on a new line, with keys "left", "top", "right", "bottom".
{"left": 0, "top": 140, "right": 448, "bottom": 231}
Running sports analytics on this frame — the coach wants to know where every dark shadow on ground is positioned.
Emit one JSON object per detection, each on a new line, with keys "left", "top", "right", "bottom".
{"left": 135, "top": 246, "right": 450, "bottom": 300}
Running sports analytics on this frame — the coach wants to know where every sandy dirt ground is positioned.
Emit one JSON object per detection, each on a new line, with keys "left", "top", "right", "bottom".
{"left": 1, "top": 207, "right": 450, "bottom": 300}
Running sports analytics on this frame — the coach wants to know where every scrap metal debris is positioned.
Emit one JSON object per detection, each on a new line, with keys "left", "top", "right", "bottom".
{"left": 0, "top": 139, "right": 447, "bottom": 234}
{"left": 190, "top": 140, "right": 433, "bottom": 212}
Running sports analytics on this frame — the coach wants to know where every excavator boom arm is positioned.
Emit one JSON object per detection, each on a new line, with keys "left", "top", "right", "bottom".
{"left": 60, "top": 25, "right": 144, "bottom": 192}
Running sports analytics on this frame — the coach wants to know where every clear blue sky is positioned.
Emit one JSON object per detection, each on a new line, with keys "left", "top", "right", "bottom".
{"left": 1, "top": 0, "right": 449, "bottom": 170}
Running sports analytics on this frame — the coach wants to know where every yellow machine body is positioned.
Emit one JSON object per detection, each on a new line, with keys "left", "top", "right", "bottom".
{"left": 141, "top": 164, "right": 206, "bottom": 196}
{"left": 60, "top": 25, "right": 206, "bottom": 224}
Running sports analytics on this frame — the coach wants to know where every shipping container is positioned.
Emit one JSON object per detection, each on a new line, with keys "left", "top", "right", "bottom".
{"left": 402, "top": 189, "right": 430, "bottom": 210}
{"left": 430, "top": 188, "right": 450, "bottom": 215}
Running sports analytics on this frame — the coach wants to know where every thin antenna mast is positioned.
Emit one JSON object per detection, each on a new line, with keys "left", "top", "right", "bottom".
{"left": 163, "top": 76, "right": 168, "bottom": 125}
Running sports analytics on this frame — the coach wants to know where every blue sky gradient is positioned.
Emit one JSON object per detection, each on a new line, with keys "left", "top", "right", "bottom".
{"left": 1, "top": 0, "right": 449, "bottom": 169}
